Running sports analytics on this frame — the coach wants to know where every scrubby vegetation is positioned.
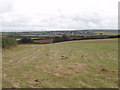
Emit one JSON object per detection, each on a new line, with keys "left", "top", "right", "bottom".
{"left": 2, "top": 37, "right": 17, "bottom": 48}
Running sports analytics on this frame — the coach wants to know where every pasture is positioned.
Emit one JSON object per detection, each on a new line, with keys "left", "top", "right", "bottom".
{"left": 16, "top": 38, "right": 40, "bottom": 41}
{"left": 94, "top": 31, "right": 118, "bottom": 35}
{"left": 2, "top": 38, "right": 118, "bottom": 88}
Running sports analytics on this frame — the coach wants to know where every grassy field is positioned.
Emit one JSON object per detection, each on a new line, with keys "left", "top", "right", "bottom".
{"left": 95, "top": 32, "right": 118, "bottom": 35}
{"left": 2, "top": 38, "right": 118, "bottom": 88}
{"left": 0, "top": 47, "right": 2, "bottom": 89}
{"left": 16, "top": 38, "right": 40, "bottom": 41}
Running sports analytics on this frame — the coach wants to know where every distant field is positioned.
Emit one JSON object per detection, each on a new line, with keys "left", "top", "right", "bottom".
{"left": 16, "top": 38, "right": 21, "bottom": 41}
{"left": 19, "top": 35, "right": 59, "bottom": 37}
{"left": 95, "top": 32, "right": 118, "bottom": 35}
{"left": 2, "top": 38, "right": 118, "bottom": 88}
{"left": 16, "top": 38, "right": 40, "bottom": 41}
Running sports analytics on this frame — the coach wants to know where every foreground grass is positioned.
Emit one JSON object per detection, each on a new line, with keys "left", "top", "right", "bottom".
{"left": 2, "top": 38, "right": 118, "bottom": 88}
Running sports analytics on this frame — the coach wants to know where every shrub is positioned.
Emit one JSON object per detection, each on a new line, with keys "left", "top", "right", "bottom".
{"left": 2, "top": 36, "right": 17, "bottom": 48}
{"left": 53, "top": 35, "right": 69, "bottom": 43}
{"left": 19, "top": 37, "right": 33, "bottom": 43}
{"left": 61, "top": 35, "right": 69, "bottom": 41}
{"left": 53, "top": 36, "right": 62, "bottom": 43}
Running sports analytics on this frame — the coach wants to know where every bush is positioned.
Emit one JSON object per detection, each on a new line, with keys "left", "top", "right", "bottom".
{"left": 61, "top": 35, "right": 69, "bottom": 41}
{"left": 2, "top": 37, "right": 17, "bottom": 48}
{"left": 53, "top": 35, "right": 69, "bottom": 43}
{"left": 53, "top": 36, "right": 62, "bottom": 43}
{"left": 19, "top": 37, "right": 33, "bottom": 43}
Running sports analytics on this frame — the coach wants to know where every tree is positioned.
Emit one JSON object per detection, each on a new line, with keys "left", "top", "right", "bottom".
{"left": 53, "top": 36, "right": 62, "bottom": 43}
{"left": 2, "top": 37, "right": 17, "bottom": 48}
{"left": 61, "top": 35, "right": 69, "bottom": 41}
{"left": 19, "top": 37, "right": 33, "bottom": 43}
{"left": 53, "top": 35, "right": 69, "bottom": 43}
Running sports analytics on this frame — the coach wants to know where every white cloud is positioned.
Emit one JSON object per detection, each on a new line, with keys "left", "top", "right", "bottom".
{"left": 0, "top": 0, "right": 119, "bottom": 31}
{"left": 0, "top": 0, "right": 14, "bottom": 13}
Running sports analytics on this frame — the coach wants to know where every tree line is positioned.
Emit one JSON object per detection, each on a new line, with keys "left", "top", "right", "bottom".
{"left": 2, "top": 34, "right": 120, "bottom": 48}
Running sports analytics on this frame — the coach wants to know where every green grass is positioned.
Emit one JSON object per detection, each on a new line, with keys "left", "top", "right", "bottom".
{"left": 16, "top": 38, "right": 40, "bottom": 41}
{"left": 16, "top": 38, "right": 21, "bottom": 41}
{"left": 2, "top": 38, "right": 118, "bottom": 88}
{"left": 95, "top": 32, "right": 118, "bottom": 35}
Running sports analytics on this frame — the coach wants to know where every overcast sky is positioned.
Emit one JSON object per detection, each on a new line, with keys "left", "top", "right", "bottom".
{"left": 0, "top": 0, "right": 119, "bottom": 31}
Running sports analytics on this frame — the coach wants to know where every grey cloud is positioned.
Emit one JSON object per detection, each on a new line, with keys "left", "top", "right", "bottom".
{"left": 0, "top": 10, "right": 117, "bottom": 30}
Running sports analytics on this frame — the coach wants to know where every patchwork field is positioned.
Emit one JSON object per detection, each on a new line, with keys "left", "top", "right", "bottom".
{"left": 95, "top": 32, "right": 118, "bottom": 35}
{"left": 2, "top": 38, "right": 118, "bottom": 88}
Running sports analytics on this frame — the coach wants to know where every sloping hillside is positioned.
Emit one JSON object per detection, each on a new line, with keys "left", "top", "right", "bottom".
{"left": 2, "top": 38, "right": 118, "bottom": 88}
